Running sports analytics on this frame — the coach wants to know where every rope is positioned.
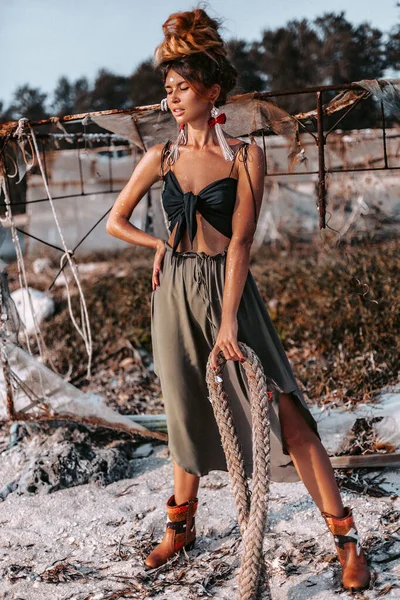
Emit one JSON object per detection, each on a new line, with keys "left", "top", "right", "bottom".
{"left": 0, "top": 161, "right": 61, "bottom": 388}
{"left": 48, "top": 206, "right": 112, "bottom": 291}
{"left": 206, "top": 342, "right": 283, "bottom": 600}
{"left": 0, "top": 167, "right": 43, "bottom": 359}
{"left": 13, "top": 118, "right": 93, "bottom": 378}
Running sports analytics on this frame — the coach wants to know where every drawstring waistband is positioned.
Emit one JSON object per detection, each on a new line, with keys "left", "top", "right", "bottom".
{"left": 163, "top": 241, "right": 226, "bottom": 345}
{"left": 164, "top": 240, "right": 228, "bottom": 261}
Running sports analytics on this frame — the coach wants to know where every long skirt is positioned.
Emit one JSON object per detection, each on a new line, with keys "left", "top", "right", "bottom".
{"left": 151, "top": 240, "right": 321, "bottom": 483}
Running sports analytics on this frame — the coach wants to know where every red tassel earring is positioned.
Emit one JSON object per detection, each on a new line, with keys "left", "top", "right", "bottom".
{"left": 208, "top": 105, "right": 234, "bottom": 161}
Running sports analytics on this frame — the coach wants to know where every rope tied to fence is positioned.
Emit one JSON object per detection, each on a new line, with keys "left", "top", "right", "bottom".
{"left": 206, "top": 341, "right": 283, "bottom": 600}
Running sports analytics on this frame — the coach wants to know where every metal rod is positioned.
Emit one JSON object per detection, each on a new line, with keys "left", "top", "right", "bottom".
{"left": 41, "top": 138, "right": 49, "bottom": 190}
{"left": 324, "top": 94, "right": 366, "bottom": 137}
{"left": 48, "top": 205, "right": 113, "bottom": 290}
{"left": 107, "top": 136, "right": 113, "bottom": 192}
{"left": 381, "top": 101, "right": 389, "bottom": 169}
{"left": 264, "top": 165, "right": 400, "bottom": 177}
{"left": 261, "top": 130, "right": 267, "bottom": 174}
{"left": 14, "top": 227, "right": 65, "bottom": 252}
{"left": 2, "top": 160, "right": 399, "bottom": 210}
{"left": 0, "top": 187, "right": 124, "bottom": 208}
{"left": 1, "top": 79, "right": 398, "bottom": 136}
{"left": 77, "top": 139, "right": 84, "bottom": 196}
{"left": 2, "top": 161, "right": 399, "bottom": 211}
{"left": 316, "top": 91, "right": 326, "bottom": 229}
{"left": 0, "top": 267, "right": 16, "bottom": 420}
{"left": 291, "top": 114, "right": 318, "bottom": 142}
{"left": 0, "top": 345, "right": 15, "bottom": 420}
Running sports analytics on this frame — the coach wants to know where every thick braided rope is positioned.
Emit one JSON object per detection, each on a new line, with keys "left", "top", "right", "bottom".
{"left": 238, "top": 345, "right": 272, "bottom": 600}
{"left": 206, "top": 351, "right": 250, "bottom": 536}
{"left": 206, "top": 342, "right": 281, "bottom": 600}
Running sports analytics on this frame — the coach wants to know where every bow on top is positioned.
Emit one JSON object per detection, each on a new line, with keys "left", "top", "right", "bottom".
{"left": 169, "top": 191, "right": 199, "bottom": 253}
{"left": 162, "top": 168, "right": 238, "bottom": 254}
{"left": 208, "top": 112, "right": 227, "bottom": 128}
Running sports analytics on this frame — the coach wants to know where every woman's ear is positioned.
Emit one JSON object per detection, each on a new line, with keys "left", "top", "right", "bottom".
{"left": 209, "top": 83, "right": 221, "bottom": 104}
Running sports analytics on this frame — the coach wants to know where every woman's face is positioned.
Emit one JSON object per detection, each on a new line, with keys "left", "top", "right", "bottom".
{"left": 164, "top": 68, "right": 219, "bottom": 125}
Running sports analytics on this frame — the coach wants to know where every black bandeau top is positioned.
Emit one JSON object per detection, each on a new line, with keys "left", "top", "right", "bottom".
{"left": 161, "top": 140, "right": 252, "bottom": 254}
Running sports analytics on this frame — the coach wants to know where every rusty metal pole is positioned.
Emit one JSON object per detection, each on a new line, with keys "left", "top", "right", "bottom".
{"left": 316, "top": 91, "right": 326, "bottom": 229}
{"left": 0, "top": 283, "right": 16, "bottom": 420}
{"left": 0, "top": 155, "right": 16, "bottom": 419}
{"left": 380, "top": 100, "right": 389, "bottom": 169}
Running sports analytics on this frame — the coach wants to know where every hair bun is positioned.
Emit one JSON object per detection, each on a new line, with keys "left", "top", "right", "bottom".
{"left": 154, "top": 8, "right": 226, "bottom": 65}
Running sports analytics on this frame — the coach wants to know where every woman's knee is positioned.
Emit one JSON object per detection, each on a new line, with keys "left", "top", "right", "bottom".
{"left": 279, "top": 392, "right": 319, "bottom": 451}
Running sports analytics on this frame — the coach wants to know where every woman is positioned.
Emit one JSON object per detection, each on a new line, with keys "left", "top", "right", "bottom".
{"left": 106, "top": 8, "right": 371, "bottom": 592}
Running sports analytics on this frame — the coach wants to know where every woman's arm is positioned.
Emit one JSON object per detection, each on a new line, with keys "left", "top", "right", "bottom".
{"left": 106, "top": 143, "right": 165, "bottom": 251}
{"left": 106, "top": 142, "right": 168, "bottom": 290}
{"left": 210, "top": 142, "right": 265, "bottom": 369}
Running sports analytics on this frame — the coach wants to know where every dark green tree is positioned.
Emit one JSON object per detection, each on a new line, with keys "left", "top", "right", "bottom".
{"left": 386, "top": 3, "right": 400, "bottom": 71}
{"left": 314, "top": 13, "right": 387, "bottom": 129}
{"left": 226, "top": 39, "right": 265, "bottom": 94}
{"left": 129, "top": 59, "right": 165, "bottom": 107}
{"left": 52, "top": 76, "right": 75, "bottom": 116}
{"left": 90, "top": 69, "right": 131, "bottom": 111}
{"left": 0, "top": 100, "right": 13, "bottom": 124}
{"left": 386, "top": 26, "right": 400, "bottom": 71}
{"left": 256, "top": 12, "right": 388, "bottom": 126}
{"left": 7, "top": 85, "right": 48, "bottom": 121}
{"left": 52, "top": 76, "right": 93, "bottom": 116}
{"left": 314, "top": 13, "right": 386, "bottom": 83}
{"left": 257, "top": 19, "right": 322, "bottom": 112}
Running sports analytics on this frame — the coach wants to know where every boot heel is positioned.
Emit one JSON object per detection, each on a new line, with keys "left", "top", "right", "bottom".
{"left": 185, "top": 540, "right": 195, "bottom": 551}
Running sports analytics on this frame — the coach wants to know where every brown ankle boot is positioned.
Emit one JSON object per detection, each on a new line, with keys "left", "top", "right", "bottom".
{"left": 321, "top": 506, "right": 371, "bottom": 592}
{"left": 144, "top": 494, "right": 198, "bottom": 570}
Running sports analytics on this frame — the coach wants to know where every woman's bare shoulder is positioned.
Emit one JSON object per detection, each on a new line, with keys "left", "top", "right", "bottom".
{"left": 145, "top": 142, "right": 168, "bottom": 162}
{"left": 139, "top": 142, "right": 170, "bottom": 178}
{"left": 247, "top": 141, "right": 264, "bottom": 161}
{"left": 237, "top": 140, "right": 263, "bottom": 162}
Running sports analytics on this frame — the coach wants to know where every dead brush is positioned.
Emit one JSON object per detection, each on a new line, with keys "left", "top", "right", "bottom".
{"left": 8, "top": 236, "right": 400, "bottom": 414}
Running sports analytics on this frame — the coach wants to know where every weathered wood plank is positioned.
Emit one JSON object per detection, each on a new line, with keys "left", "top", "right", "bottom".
{"left": 330, "top": 453, "right": 400, "bottom": 469}
{"left": 127, "top": 414, "right": 400, "bottom": 468}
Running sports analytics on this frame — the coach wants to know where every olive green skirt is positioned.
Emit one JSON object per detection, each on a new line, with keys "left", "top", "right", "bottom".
{"left": 151, "top": 241, "right": 321, "bottom": 483}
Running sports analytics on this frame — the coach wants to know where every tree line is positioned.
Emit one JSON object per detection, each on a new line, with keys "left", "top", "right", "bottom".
{"left": 1, "top": 11, "right": 399, "bottom": 130}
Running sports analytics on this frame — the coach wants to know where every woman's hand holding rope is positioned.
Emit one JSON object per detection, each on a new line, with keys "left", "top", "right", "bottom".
{"left": 210, "top": 317, "right": 245, "bottom": 370}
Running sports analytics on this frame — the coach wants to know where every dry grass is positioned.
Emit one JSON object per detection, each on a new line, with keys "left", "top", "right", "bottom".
{"left": 7, "top": 236, "right": 400, "bottom": 413}
{"left": 252, "top": 236, "right": 400, "bottom": 406}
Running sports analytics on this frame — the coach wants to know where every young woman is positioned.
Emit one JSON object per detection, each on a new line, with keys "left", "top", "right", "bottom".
{"left": 106, "top": 8, "right": 371, "bottom": 592}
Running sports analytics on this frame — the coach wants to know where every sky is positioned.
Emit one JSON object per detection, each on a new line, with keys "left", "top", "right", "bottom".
{"left": 1, "top": 0, "right": 399, "bottom": 107}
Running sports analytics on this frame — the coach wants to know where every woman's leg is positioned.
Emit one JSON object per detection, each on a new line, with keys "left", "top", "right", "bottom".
{"left": 278, "top": 391, "right": 346, "bottom": 517}
{"left": 143, "top": 458, "right": 199, "bottom": 569}
{"left": 174, "top": 459, "right": 200, "bottom": 504}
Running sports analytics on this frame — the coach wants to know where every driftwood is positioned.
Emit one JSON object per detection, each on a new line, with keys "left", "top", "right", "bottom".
{"left": 1, "top": 341, "right": 168, "bottom": 443}
{"left": 127, "top": 414, "right": 400, "bottom": 469}
{"left": 126, "top": 413, "right": 167, "bottom": 434}
{"left": 330, "top": 453, "right": 400, "bottom": 469}
{"left": 2, "top": 411, "right": 167, "bottom": 442}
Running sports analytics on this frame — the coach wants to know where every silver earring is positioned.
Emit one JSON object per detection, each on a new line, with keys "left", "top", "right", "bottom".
{"left": 209, "top": 105, "right": 234, "bottom": 161}
{"left": 160, "top": 97, "right": 168, "bottom": 112}
{"left": 168, "top": 123, "right": 187, "bottom": 165}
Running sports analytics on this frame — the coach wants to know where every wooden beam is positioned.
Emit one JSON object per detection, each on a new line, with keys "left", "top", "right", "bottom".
{"left": 330, "top": 453, "right": 400, "bottom": 469}
{"left": 126, "top": 414, "right": 400, "bottom": 469}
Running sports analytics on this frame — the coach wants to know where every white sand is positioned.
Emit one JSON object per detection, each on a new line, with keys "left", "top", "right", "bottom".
{"left": 0, "top": 439, "right": 399, "bottom": 600}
